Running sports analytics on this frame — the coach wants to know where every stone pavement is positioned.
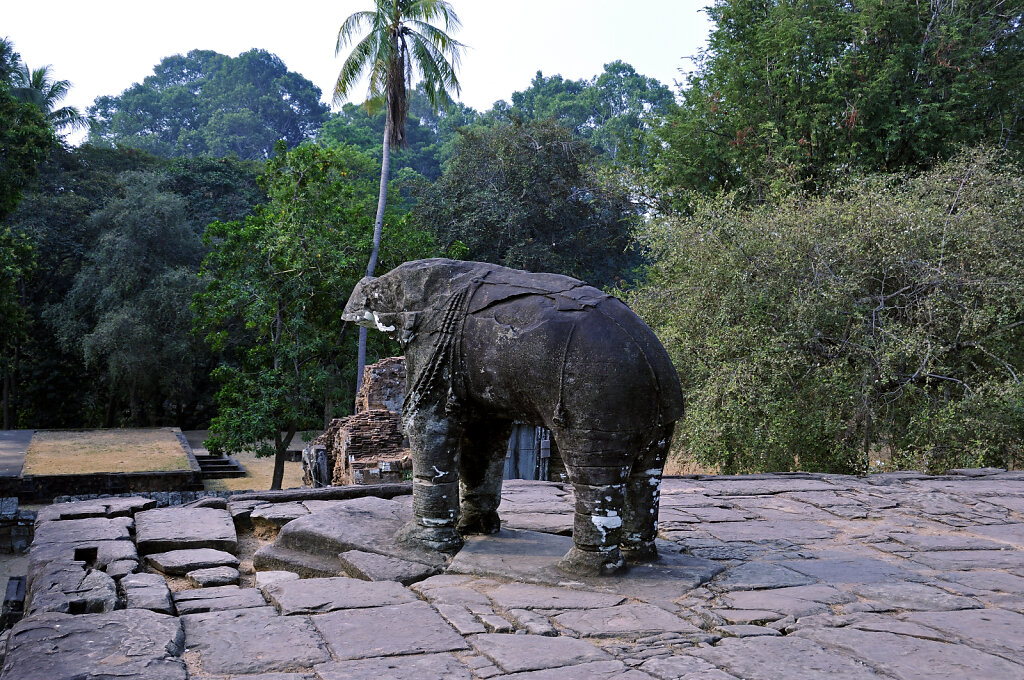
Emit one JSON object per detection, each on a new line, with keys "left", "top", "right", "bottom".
{"left": 0, "top": 430, "right": 31, "bottom": 477}
{"left": 3, "top": 470, "right": 1024, "bottom": 679}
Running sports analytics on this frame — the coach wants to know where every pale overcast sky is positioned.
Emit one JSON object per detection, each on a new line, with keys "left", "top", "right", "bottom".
{"left": 4, "top": 1, "right": 712, "bottom": 144}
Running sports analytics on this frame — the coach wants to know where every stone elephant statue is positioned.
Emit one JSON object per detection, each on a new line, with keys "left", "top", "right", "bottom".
{"left": 342, "top": 258, "right": 684, "bottom": 575}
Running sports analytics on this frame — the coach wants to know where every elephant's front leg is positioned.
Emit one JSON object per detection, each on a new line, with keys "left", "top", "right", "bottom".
{"left": 397, "top": 401, "right": 464, "bottom": 553}
{"left": 458, "top": 418, "right": 513, "bottom": 535}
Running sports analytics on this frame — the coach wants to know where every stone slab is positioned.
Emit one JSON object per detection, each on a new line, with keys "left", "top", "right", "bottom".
{"left": 501, "top": 659, "right": 654, "bottom": 680}
{"left": 553, "top": 603, "right": 700, "bottom": 637}
{"left": 256, "top": 570, "right": 301, "bottom": 591}
{"left": 251, "top": 501, "right": 311, "bottom": 527}
{"left": 904, "top": 608, "right": 1024, "bottom": 662}
{"left": 172, "top": 585, "right": 267, "bottom": 614}
{"left": 35, "top": 496, "right": 156, "bottom": 524}
{"left": 146, "top": 548, "right": 239, "bottom": 575}
{"left": 187, "top": 566, "right": 240, "bottom": 587}
{"left": 135, "top": 507, "right": 237, "bottom": 554}
{"left": 263, "top": 576, "right": 416, "bottom": 615}
{"left": 721, "top": 584, "right": 855, "bottom": 618}
{"left": 32, "top": 516, "right": 133, "bottom": 544}
{"left": 640, "top": 655, "right": 740, "bottom": 680}
{"left": 121, "top": 571, "right": 174, "bottom": 614}
{"left": 797, "top": 625, "right": 1024, "bottom": 679}
{"left": 1, "top": 609, "right": 186, "bottom": 680}
{"left": 485, "top": 582, "right": 625, "bottom": 610}
{"left": 315, "top": 653, "right": 471, "bottom": 680}
{"left": 469, "top": 633, "right": 611, "bottom": 673}
{"left": 273, "top": 496, "right": 445, "bottom": 568}
{"left": 338, "top": 549, "right": 440, "bottom": 585}
{"left": 501, "top": 512, "right": 574, "bottom": 535}
{"left": 449, "top": 530, "right": 722, "bottom": 604}
{"left": 311, "top": 600, "right": 469, "bottom": 660}
{"left": 699, "top": 520, "right": 837, "bottom": 543}
{"left": 782, "top": 557, "right": 921, "bottom": 584}
{"left": 715, "top": 561, "right": 817, "bottom": 590}
{"left": 690, "top": 635, "right": 887, "bottom": 679}
{"left": 26, "top": 562, "right": 118, "bottom": 615}
{"left": 847, "top": 582, "right": 981, "bottom": 611}
{"left": 906, "top": 549, "right": 1024, "bottom": 571}
{"left": 28, "top": 538, "right": 138, "bottom": 572}
{"left": 181, "top": 607, "right": 331, "bottom": 675}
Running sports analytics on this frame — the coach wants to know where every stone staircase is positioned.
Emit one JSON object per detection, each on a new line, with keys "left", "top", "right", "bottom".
{"left": 193, "top": 455, "right": 246, "bottom": 479}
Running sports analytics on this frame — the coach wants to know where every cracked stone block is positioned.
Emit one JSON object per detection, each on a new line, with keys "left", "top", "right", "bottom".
{"left": 187, "top": 566, "right": 240, "bottom": 587}
{"left": 181, "top": 607, "right": 331, "bottom": 675}
{"left": 32, "top": 516, "right": 133, "bottom": 544}
{"left": 121, "top": 572, "right": 174, "bottom": 614}
{"left": 135, "top": 507, "right": 237, "bottom": 554}
{"left": 1, "top": 610, "right": 185, "bottom": 680}
{"left": 469, "top": 633, "right": 611, "bottom": 673}
{"left": 485, "top": 583, "right": 625, "bottom": 610}
{"left": 337, "top": 549, "right": 440, "bottom": 585}
{"left": 311, "top": 600, "right": 468, "bottom": 660}
{"left": 315, "top": 653, "right": 471, "bottom": 680}
{"left": 26, "top": 563, "right": 118, "bottom": 615}
{"left": 146, "top": 548, "right": 240, "bottom": 575}
{"left": 172, "top": 585, "right": 267, "bottom": 615}
{"left": 263, "top": 576, "right": 416, "bottom": 615}
{"left": 434, "top": 603, "right": 486, "bottom": 635}
{"left": 553, "top": 603, "right": 700, "bottom": 638}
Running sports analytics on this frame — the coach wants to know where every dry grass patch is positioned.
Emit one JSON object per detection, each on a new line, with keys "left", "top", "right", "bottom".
{"left": 24, "top": 429, "right": 190, "bottom": 475}
{"left": 202, "top": 448, "right": 306, "bottom": 492}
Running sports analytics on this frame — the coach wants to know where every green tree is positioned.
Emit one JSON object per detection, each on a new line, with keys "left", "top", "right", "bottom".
{"left": 333, "top": 0, "right": 464, "bottom": 392}
{"left": 630, "top": 148, "right": 1024, "bottom": 474}
{"left": 195, "top": 141, "right": 434, "bottom": 489}
{"left": 655, "top": 0, "right": 1024, "bottom": 203}
{"left": 10, "top": 63, "right": 88, "bottom": 134}
{"left": 412, "top": 119, "right": 640, "bottom": 287}
{"left": 88, "top": 49, "right": 329, "bottom": 159}
{"left": 46, "top": 171, "right": 206, "bottom": 425}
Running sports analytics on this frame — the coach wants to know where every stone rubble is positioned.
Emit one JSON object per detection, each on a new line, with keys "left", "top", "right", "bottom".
{"left": 2, "top": 468, "right": 1024, "bottom": 680}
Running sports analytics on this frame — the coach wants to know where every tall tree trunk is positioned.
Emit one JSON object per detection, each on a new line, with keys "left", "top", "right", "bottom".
{"left": 2, "top": 368, "right": 10, "bottom": 430}
{"left": 356, "top": 113, "right": 394, "bottom": 399}
{"left": 271, "top": 423, "right": 297, "bottom": 490}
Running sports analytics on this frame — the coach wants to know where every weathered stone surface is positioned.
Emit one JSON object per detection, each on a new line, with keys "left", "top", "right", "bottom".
{"left": 699, "top": 520, "right": 837, "bottom": 543}
{"left": 315, "top": 653, "right": 471, "bottom": 680}
{"left": 966, "top": 523, "right": 1024, "bottom": 547}
{"left": 721, "top": 585, "right": 855, "bottom": 618}
{"left": 28, "top": 537, "right": 138, "bottom": 572}
{"left": 187, "top": 566, "right": 240, "bottom": 587}
{"left": 470, "top": 633, "right": 610, "bottom": 673}
{"left": 271, "top": 496, "right": 445, "bottom": 568}
{"left": 640, "top": 655, "right": 739, "bottom": 680}
{"left": 553, "top": 603, "right": 699, "bottom": 637}
{"left": 146, "top": 548, "right": 239, "bottom": 575}
{"left": 797, "top": 626, "right": 1024, "bottom": 679}
{"left": 904, "top": 608, "right": 1024, "bottom": 662}
{"left": 172, "top": 585, "right": 267, "bottom": 614}
{"left": 434, "top": 603, "right": 486, "bottom": 634}
{"left": 847, "top": 582, "right": 980, "bottom": 611}
{"left": 485, "top": 582, "right": 625, "bottom": 610}
{"left": 782, "top": 556, "right": 922, "bottom": 584}
{"left": 251, "top": 501, "right": 311, "bottom": 531}
{"left": 1, "top": 610, "right": 185, "bottom": 680}
{"left": 311, "top": 600, "right": 469, "bottom": 660}
{"left": 263, "top": 576, "right": 416, "bottom": 615}
{"left": 888, "top": 532, "right": 1008, "bottom": 551}
{"left": 715, "top": 561, "right": 817, "bottom": 590}
{"left": 181, "top": 607, "right": 331, "bottom": 675}
{"left": 690, "top": 636, "right": 887, "bottom": 679}
{"left": 906, "top": 549, "right": 1024, "bottom": 571}
{"left": 121, "top": 572, "right": 174, "bottom": 614}
{"left": 135, "top": 507, "right": 237, "bottom": 554}
{"left": 718, "top": 624, "right": 781, "bottom": 638}
{"left": 502, "top": 512, "right": 574, "bottom": 535}
{"left": 338, "top": 548, "right": 440, "bottom": 584}
{"left": 32, "top": 516, "right": 133, "bottom": 544}
{"left": 501, "top": 660, "right": 654, "bottom": 680}
{"left": 105, "top": 558, "right": 139, "bottom": 579}
{"left": 26, "top": 563, "right": 118, "bottom": 615}
{"left": 936, "top": 569, "right": 1024, "bottom": 593}
{"left": 508, "top": 608, "right": 558, "bottom": 636}
{"left": 34, "top": 496, "right": 156, "bottom": 524}
{"left": 255, "top": 570, "right": 301, "bottom": 591}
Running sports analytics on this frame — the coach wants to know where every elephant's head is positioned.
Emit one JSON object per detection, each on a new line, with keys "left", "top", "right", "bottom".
{"left": 343, "top": 258, "right": 487, "bottom": 346}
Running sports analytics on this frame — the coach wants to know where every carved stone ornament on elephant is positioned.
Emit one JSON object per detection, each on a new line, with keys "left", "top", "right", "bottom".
{"left": 342, "top": 258, "right": 684, "bottom": 575}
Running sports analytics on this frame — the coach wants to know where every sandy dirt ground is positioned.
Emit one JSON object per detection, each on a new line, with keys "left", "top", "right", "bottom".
{"left": 23, "top": 429, "right": 190, "bottom": 475}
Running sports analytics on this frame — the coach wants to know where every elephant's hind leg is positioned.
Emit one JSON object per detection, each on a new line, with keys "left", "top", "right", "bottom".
{"left": 458, "top": 418, "right": 513, "bottom": 535}
{"left": 555, "top": 430, "right": 632, "bottom": 576}
{"left": 621, "top": 424, "right": 674, "bottom": 563}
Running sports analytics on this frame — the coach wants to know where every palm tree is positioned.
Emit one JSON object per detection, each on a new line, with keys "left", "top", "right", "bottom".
{"left": 11, "top": 63, "right": 88, "bottom": 135}
{"left": 334, "top": 0, "right": 464, "bottom": 393}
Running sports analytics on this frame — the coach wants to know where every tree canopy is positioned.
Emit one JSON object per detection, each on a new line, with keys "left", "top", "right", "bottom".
{"left": 654, "top": 0, "right": 1024, "bottom": 202}
{"left": 88, "top": 49, "right": 329, "bottom": 159}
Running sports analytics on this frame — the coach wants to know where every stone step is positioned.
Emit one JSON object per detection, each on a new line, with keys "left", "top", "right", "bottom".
{"left": 252, "top": 544, "right": 346, "bottom": 579}
{"left": 194, "top": 456, "right": 247, "bottom": 479}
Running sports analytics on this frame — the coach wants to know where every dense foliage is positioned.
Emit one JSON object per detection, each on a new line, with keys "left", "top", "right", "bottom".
{"left": 89, "top": 49, "right": 329, "bottom": 159}
{"left": 655, "top": 0, "right": 1024, "bottom": 203}
{"left": 411, "top": 119, "right": 640, "bottom": 287}
{"left": 630, "top": 149, "right": 1024, "bottom": 474}
{"left": 194, "top": 141, "right": 435, "bottom": 487}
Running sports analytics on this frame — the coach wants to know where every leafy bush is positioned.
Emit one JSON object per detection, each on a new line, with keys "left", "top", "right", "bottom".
{"left": 629, "top": 148, "right": 1024, "bottom": 474}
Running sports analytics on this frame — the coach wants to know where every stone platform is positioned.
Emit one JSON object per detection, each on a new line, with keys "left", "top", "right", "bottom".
{"left": 3, "top": 470, "right": 1024, "bottom": 679}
